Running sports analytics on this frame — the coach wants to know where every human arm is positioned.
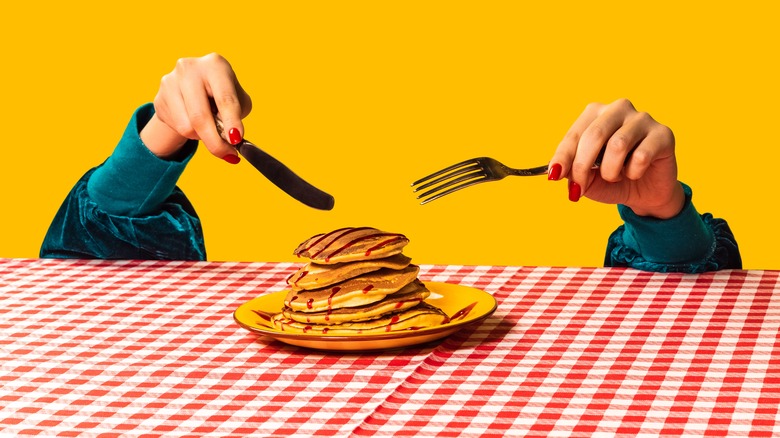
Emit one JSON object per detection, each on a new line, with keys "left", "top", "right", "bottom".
{"left": 40, "top": 104, "right": 207, "bottom": 260}
{"left": 40, "top": 54, "right": 252, "bottom": 260}
{"left": 548, "top": 99, "right": 741, "bottom": 272}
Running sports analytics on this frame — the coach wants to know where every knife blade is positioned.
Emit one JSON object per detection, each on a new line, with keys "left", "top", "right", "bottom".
{"left": 215, "top": 119, "right": 335, "bottom": 210}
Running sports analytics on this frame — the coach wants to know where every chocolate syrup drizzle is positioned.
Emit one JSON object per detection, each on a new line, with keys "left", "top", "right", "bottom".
{"left": 299, "top": 227, "right": 407, "bottom": 262}
{"left": 302, "top": 227, "right": 374, "bottom": 254}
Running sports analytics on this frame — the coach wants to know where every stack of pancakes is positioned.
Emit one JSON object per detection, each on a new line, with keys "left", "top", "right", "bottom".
{"left": 271, "top": 227, "right": 449, "bottom": 335}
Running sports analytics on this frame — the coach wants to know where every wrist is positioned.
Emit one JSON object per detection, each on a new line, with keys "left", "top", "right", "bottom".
{"left": 627, "top": 182, "right": 686, "bottom": 219}
{"left": 617, "top": 182, "right": 714, "bottom": 264}
{"left": 140, "top": 114, "right": 189, "bottom": 158}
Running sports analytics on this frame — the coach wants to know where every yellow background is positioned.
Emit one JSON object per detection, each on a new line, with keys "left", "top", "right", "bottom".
{"left": 1, "top": 2, "right": 777, "bottom": 269}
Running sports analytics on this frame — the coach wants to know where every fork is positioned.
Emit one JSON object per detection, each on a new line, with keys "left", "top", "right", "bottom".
{"left": 411, "top": 157, "right": 550, "bottom": 205}
{"left": 412, "top": 148, "right": 612, "bottom": 205}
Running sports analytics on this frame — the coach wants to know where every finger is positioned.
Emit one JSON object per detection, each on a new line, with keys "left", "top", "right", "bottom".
{"left": 571, "top": 101, "right": 631, "bottom": 189}
{"left": 180, "top": 73, "right": 234, "bottom": 159}
{"left": 599, "top": 113, "right": 650, "bottom": 182}
{"left": 623, "top": 124, "right": 675, "bottom": 181}
{"left": 157, "top": 84, "right": 198, "bottom": 139}
{"left": 548, "top": 102, "right": 602, "bottom": 181}
{"left": 207, "top": 67, "right": 248, "bottom": 145}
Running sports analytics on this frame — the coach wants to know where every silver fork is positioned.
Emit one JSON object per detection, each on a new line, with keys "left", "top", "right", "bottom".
{"left": 411, "top": 157, "right": 549, "bottom": 205}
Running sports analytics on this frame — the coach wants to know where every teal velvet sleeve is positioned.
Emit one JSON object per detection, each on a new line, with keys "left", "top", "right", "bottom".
{"left": 40, "top": 104, "right": 207, "bottom": 260}
{"left": 605, "top": 182, "right": 741, "bottom": 273}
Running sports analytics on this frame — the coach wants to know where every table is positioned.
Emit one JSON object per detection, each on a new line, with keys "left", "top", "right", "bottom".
{"left": 1, "top": 258, "right": 779, "bottom": 437}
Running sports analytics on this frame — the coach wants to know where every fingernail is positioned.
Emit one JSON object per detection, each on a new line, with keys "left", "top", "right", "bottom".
{"left": 228, "top": 128, "right": 243, "bottom": 145}
{"left": 548, "top": 163, "right": 562, "bottom": 181}
{"left": 568, "top": 180, "right": 581, "bottom": 202}
{"left": 223, "top": 154, "right": 241, "bottom": 164}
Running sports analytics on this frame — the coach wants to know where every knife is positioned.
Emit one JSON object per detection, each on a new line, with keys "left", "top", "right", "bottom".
{"left": 215, "top": 119, "right": 335, "bottom": 210}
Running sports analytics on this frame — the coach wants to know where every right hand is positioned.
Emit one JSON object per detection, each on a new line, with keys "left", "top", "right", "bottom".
{"left": 547, "top": 99, "right": 684, "bottom": 219}
{"left": 141, "top": 53, "right": 253, "bottom": 163}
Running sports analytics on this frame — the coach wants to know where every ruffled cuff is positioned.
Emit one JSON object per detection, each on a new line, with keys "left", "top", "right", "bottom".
{"left": 87, "top": 103, "right": 198, "bottom": 216}
{"left": 40, "top": 168, "right": 206, "bottom": 260}
{"left": 605, "top": 183, "right": 742, "bottom": 273}
{"left": 618, "top": 183, "right": 714, "bottom": 264}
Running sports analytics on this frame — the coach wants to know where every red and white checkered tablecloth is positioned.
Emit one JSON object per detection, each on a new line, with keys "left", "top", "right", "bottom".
{"left": 2, "top": 258, "right": 779, "bottom": 437}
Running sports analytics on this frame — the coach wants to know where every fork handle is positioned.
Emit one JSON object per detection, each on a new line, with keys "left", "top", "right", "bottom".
{"left": 511, "top": 151, "right": 608, "bottom": 177}
{"left": 509, "top": 165, "right": 549, "bottom": 176}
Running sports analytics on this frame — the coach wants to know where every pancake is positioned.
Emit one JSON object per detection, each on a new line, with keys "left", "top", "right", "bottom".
{"left": 283, "top": 279, "right": 430, "bottom": 324}
{"left": 287, "top": 253, "right": 412, "bottom": 291}
{"left": 271, "top": 302, "right": 450, "bottom": 335}
{"left": 285, "top": 265, "right": 420, "bottom": 312}
{"left": 293, "top": 227, "right": 410, "bottom": 264}
{"left": 276, "top": 226, "right": 450, "bottom": 335}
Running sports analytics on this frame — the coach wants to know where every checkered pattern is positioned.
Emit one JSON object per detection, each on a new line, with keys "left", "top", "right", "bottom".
{"left": 2, "top": 259, "right": 779, "bottom": 437}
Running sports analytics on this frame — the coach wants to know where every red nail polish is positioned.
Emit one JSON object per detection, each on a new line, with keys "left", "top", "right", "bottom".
{"left": 223, "top": 154, "right": 241, "bottom": 164}
{"left": 548, "top": 163, "right": 562, "bottom": 181}
{"left": 228, "top": 128, "right": 243, "bottom": 145}
{"left": 568, "top": 180, "right": 581, "bottom": 202}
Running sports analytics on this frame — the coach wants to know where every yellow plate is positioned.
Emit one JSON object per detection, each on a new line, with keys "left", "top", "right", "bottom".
{"left": 233, "top": 281, "right": 497, "bottom": 351}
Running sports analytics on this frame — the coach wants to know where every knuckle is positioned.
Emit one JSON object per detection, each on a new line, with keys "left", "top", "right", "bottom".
{"left": 152, "top": 101, "right": 168, "bottom": 121}
{"left": 635, "top": 111, "right": 654, "bottom": 125}
{"left": 585, "top": 102, "right": 601, "bottom": 110}
{"left": 659, "top": 125, "right": 675, "bottom": 146}
{"left": 215, "top": 93, "right": 239, "bottom": 108}
{"left": 175, "top": 57, "right": 194, "bottom": 70}
{"left": 152, "top": 93, "right": 164, "bottom": 108}
{"left": 584, "top": 102, "right": 603, "bottom": 114}
{"left": 583, "top": 123, "right": 607, "bottom": 143}
{"left": 158, "top": 75, "right": 175, "bottom": 94}
{"left": 629, "top": 148, "right": 651, "bottom": 167}
{"left": 608, "top": 133, "right": 631, "bottom": 153}
{"left": 188, "top": 111, "right": 211, "bottom": 127}
{"left": 563, "top": 129, "right": 581, "bottom": 144}
{"left": 203, "top": 52, "right": 228, "bottom": 66}
{"left": 613, "top": 98, "right": 635, "bottom": 111}
{"left": 636, "top": 110, "right": 651, "bottom": 120}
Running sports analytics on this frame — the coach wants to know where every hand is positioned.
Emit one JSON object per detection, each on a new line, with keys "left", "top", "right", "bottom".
{"left": 140, "top": 53, "right": 253, "bottom": 163}
{"left": 548, "top": 98, "right": 684, "bottom": 219}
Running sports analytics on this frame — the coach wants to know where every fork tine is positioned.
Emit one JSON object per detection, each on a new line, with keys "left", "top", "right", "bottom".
{"left": 416, "top": 172, "right": 487, "bottom": 200}
{"left": 417, "top": 175, "right": 489, "bottom": 205}
{"left": 412, "top": 163, "right": 482, "bottom": 193}
{"left": 411, "top": 158, "right": 482, "bottom": 186}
